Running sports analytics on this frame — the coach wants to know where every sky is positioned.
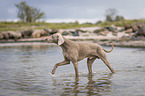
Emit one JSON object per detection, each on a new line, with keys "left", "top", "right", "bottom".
{"left": 0, "top": 0, "right": 145, "bottom": 23}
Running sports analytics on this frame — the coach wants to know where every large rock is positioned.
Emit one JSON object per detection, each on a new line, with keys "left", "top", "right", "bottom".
{"left": 131, "top": 24, "right": 145, "bottom": 40}
{"left": 0, "top": 32, "right": 9, "bottom": 40}
{"left": 135, "top": 22, "right": 144, "bottom": 28}
{"left": 21, "top": 29, "right": 33, "bottom": 38}
{"left": 44, "top": 28, "right": 58, "bottom": 35}
{"left": 62, "top": 31, "right": 70, "bottom": 36}
{"left": 137, "top": 25, "right": 145, "bottom": 36}
{"left": 0, "top": 32, "right": 4, "bottom": 39}
{"left": 75, "top": 29, "right": 87, "bottom": 33}
{"left": 104, "top": 26, "right": 117, "bottom": 32}
{"left": 8, "top": 31, "right": 22, "bottom": 41}
{"left": 131, "top": 25, "right": 138, "bottom": 32}
{"left": 32, "top": 30, "right": 49, "bottom": 38}
{"left": 124, "top": 24, "right": 131, "bottom": 30}
{"left": 93, "top": 28, "right": 106, "bottom": 34}
{"left": 32, "top": 30, "right": 42, "bottom": 38}
{"left": 69, "top": 31, "right": 79, "bottom": 36}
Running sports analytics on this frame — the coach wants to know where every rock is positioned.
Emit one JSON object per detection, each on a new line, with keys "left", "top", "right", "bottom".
{"left": 32, "top": 30, "right": 49, "bottom": 38}
{"left": 120, "top": 36, "right": 130, "bottom": 41}
{"left": 32, "top": 30, "right": 41, "bottom": 38}
{"left": 131, "top": 35, "right": 145, "bottom": 40}
{"left": 135, "top": 22, "right": 144, "bottom": 28}
{"left": 8, "top": 31, "right": 22, "bottom": 41}
{"left": 118, "top": 28, "right": 125, "bottom": 32}
{"left": 0, "top": 32, "right": 9, "bottom": 40}
{"left": 21, "top": 30, "right": 33, "bottom": 38}
{"left": 75, "top": 29, "right": 87, "bottom": 33}
{"left": 125, "top": 29, "right": 133, "bottom": 34}
{"left": 44, "top": 28, "right": 51, "bottom": 34}
{"left": 124, "top": 24, "right": 131, "bottom": 30}
{"left": 62, "top": 31, "right": 70, "bottom": 36}
{"left": 98, "top": 31, "right": 109, "bottom": 36}
{"left": 104, "top": 26, "right": 117, "bottom": 32}
{"left": 93, "top": 28, "right": 106, "bottom": 34}
{"left": 137, "top": 25, "right": 145, "bottom": 36}
{"left": 111, "top": 24, "right": 117, "bottom": 29}
{"left": 44, "top": 28, "right": 59, "bottom": 35}
{"left": 0, "top": 32, "right": 4, "bottom": 39}
{"left": 51, "top": 29, "right": 59, "bottom": 34}
{"left": 131, "top": 25, "right": 138, "bottom": 32}
{"left": 69, "top": 31, "right": 79, "bottom": 36}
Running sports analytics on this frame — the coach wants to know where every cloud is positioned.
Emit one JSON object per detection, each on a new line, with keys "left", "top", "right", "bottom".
{"left": 7, "top": 8, "right": 17, "bottom": 17}
{"left": 0, "top": 0, "right": 145, "bottom": 21}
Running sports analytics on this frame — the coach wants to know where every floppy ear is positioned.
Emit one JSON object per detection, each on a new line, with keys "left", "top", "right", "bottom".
{"left": 57, "top": 33, "right": 64, "bottom": 45}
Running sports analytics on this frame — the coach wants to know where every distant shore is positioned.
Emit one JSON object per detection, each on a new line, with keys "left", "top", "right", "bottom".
{"left": 1, "top": 26, "right": 145, "bottom": 48}
{"left": 0, "top": 36, "right": 145, "bottom": 48}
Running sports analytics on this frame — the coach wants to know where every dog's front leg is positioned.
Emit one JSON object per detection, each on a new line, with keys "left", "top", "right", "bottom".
{"left": 72, "top": 61, "right": 79, "bottom": 77}
{"left": 51, "top": 60, "right": 70, "bottom": 74}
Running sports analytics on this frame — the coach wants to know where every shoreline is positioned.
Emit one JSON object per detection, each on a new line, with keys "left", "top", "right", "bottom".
{"left": 0, "top": 36, "right": 145, "bottom": 48}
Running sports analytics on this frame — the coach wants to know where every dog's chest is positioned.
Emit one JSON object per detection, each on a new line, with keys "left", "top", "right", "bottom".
{"left": 63, "top": 51, "right": 71, "bottom": 60}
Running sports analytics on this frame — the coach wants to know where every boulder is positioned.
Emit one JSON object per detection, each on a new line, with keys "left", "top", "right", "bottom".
{"left": 0, "top": 32, "right": 4, "bottom": 39}
{"left": 131, "top": 25, "right": 138, "bottom": 32}
{"left": 0, "top": 32, "right": 9, "bottom": 40}
{"left": 104, "top": 26, "right": 117, "bottom": 32}
{"left": 32, "top": 30, "right": 41, "bottom": 38}
{"left": 69, "top": 31, "right": 79, "bottom": 36}
{"left": 21, "top": 29, "right": 33, "bottom": 38}
{"left": 75, "top": 29, "right": 87, "bottom": 33}
{"left": 93, "top": 28, "right": 106, "bottom": 34}
{"left": 124, "top": 24, "right": 131, "bottom": 30}
{"left": 62, "top": 31, "right": 70, "bottom": 36}
{"left": 137, "top": 25, "right": 145, "bottom": 36}
{"left": 8, "top": 31, "right": 22, "bottom": 41}
{"left": 125, "top": 29, "right": 133, "bottom": 34}
{"left": 135, "top": 22, "right": 144, "bottom": 28}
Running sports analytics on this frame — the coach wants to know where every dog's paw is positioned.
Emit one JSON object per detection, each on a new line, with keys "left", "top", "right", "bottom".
{"left": 51, "top": 71, "right": 55, "bottom": 75}
{"left": 50, "top": 73, "right": 55, "bottom": 77}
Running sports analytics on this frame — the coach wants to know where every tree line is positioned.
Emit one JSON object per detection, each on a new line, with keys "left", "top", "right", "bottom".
{"left": 15, "top": 1, "right": 125, "bottom": 23}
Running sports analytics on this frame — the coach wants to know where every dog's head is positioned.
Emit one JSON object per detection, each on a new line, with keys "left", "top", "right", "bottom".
{"left": 45, "top": 33, "right": 64, "bottom": 45}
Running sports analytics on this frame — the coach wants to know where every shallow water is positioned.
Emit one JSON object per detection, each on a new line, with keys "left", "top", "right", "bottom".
{"left": 0, "top": 43, "right": 145, "bottom": 96}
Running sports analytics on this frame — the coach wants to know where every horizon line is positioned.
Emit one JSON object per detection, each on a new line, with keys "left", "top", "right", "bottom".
{"left": 0, "top": 18, "right": 103, "bottom": 24}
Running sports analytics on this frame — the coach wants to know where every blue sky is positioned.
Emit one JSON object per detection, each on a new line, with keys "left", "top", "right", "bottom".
{"left": 0, "top": 0, "right": 145, "bottom": 23}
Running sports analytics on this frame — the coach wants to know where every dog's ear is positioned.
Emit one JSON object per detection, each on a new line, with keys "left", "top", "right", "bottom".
{"left": 57, "top": 33, "right": 64, "bottom": 45}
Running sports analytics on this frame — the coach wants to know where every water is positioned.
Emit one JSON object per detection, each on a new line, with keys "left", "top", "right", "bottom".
{"left": 0, "top": 43, "right": 145, "bottom": 96}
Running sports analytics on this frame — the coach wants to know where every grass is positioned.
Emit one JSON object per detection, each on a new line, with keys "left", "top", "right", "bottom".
{"left": 0, "top": 21, "right": 97, "bottom": 31}
{"left": 98, "top": 19, "right": 145, "bottom": 27}
{"left": 0, "top": 19, "right": 145, "bottom": 32}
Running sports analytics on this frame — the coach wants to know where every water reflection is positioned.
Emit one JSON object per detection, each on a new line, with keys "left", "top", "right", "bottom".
{"left": 52, "top": 73, "right": 112, "bottom": 96}
{"left": 0, "top": 44, "right": 56, "bottom": 52}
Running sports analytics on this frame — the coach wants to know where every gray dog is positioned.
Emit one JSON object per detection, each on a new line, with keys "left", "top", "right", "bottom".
{"left": 45, "top": 33, "right": 114, "bottom": 77}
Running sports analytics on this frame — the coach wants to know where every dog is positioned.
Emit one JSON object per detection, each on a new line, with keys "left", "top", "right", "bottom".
{"left": 45, "top": 33, "right": 114, "bottom": 77}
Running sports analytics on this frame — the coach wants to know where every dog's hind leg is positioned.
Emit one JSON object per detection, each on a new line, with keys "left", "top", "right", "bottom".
{"left": 101, "top": 57, "right": 114, "bottom": 73}
{"left": 87, "top": 57, "right": 96, "bottom": 74}
{"left": 98, "top": 51, "right": 114, "bottom": 73}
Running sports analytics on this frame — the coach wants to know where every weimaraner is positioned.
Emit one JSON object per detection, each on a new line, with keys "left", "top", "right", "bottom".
{"left": 45, "top": 33, "right": 114, "bottom": 77}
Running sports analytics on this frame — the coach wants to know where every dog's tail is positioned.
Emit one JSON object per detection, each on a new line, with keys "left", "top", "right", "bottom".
{"left": 103, "top": 43, "right": 114, "bottom": 53}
